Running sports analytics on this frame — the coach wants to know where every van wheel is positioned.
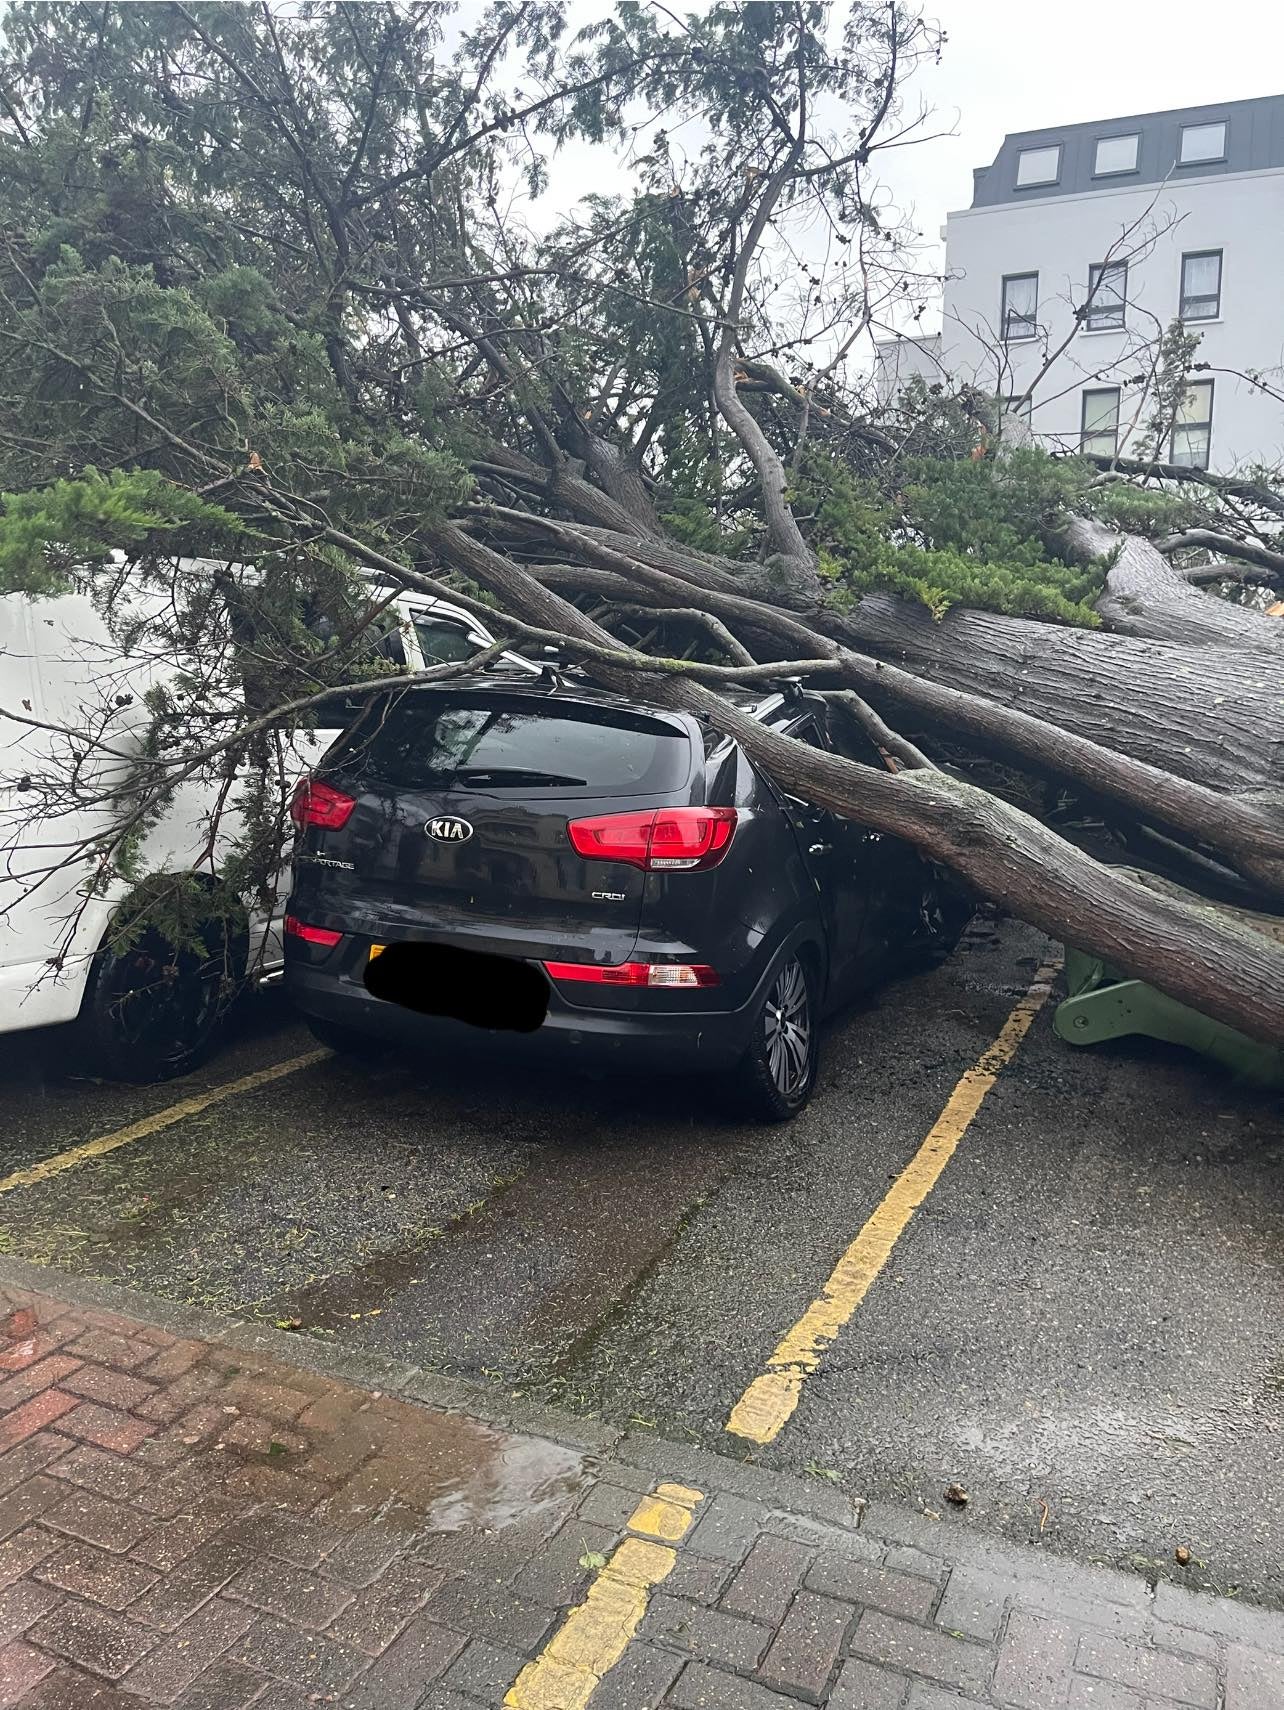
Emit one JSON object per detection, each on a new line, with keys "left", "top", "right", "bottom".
{"left": 304, "top": 1016, "right": 390, "bottom": 1060}
{"left": 736, "top": 952, "right": 819, "bottom": 1123}
{"left": 77, "top": 916, "right": 245, "bottom": 1083}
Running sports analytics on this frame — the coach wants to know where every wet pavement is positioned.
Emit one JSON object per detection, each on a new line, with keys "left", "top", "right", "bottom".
{"left": 3, "top": 1264, "right": 1283, "bottom": 1710}
{"left": 1, "top": 919, "right": 1281, "bottom": 1612}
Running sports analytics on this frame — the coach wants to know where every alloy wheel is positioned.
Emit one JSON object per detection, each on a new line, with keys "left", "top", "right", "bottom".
{"left": 764, "top": 956, "right": 812, "bottom": 1099}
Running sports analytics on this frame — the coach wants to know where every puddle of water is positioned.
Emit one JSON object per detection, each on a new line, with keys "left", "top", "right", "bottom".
{"left": 418, "top": 1430, "right": 585, "bottom": 1533}
{"left": 302, "top": 1384, "right": 587, "bottom": 1539}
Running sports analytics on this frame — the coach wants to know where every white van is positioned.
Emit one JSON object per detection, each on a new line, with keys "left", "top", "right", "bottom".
{"left": 0, "top": 563, "right": 514, "bottom": 1080}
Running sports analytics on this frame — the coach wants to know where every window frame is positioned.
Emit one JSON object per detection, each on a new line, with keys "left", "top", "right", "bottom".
{"left": 999, "top": 392, "right": 1033, "bottom": 426}
{"left": 1085, "top": 260, "right": 1128, "bottom": 332}
{"left": 1093, "top": 133, "right": 1140, "bottom": 177}
{"left": 1170, "top": 379, "right": 1214, "bottom": 470}
{"left": 783, "top": 713, "right": 826, "bottom": 750}
{"left": 792, "top": 706, "right": 890, "bottom": 775}
{"left": 1080, "top": 387, "right": 1122, "bottom": 458}
{"left": 1001, "top": 271, "right": 1040, "bottom": 343}
{"left": 1178, "top": 120, "right": 1228, "bottom": 165}
{"left": 333, "top": 692, "right": 693, "bottom": 797}
{"left": 1179, "top": 249, "right": 1223, "bottom": 322}
{"left": 410, "top": 613, "right": 488, "bottom": 666}
{"left": 778, "top": 713, "right": 840, "bottom": 808}
{"left": 1014, "top": 144, "right": 1061, "bottom": 189}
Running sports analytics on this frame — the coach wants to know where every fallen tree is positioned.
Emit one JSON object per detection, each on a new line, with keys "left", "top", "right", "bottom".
{"left": 0, "top": 2, "right": 1281, "bottom": 1047}
{"left": 404, "top": 526, "right": 1284, "bottom": 1044}
{"left": 478, "top": 507, "right": 1284, "bottom": 798}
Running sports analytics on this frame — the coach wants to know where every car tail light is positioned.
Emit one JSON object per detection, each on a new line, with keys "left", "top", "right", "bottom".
{"left": 543, "top": 960, "right": 719, "bottom": 988}
{"left": 284, "top": 915, "right": 343, "bottom": 949}
{"left": 290, "top": 778, "right": 356, "bottom": 831}
{"left": 566, "top": 807, "right": 737, "bottom": 872}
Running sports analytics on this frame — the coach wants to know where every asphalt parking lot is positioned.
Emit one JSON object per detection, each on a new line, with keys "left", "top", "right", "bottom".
{"left": 2, "top": 917, "right": 1281, "bottom": 1609}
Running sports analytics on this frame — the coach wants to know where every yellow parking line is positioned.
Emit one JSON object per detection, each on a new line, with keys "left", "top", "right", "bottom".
{"left": 726, "top": 958, "right": 1062, "bottom": 1446}
{"left": 505, "top": 1483, "right": 704, "bottom": 1710}
{"left": 0, "top": 1049, "right": 329, "bottom": 1196}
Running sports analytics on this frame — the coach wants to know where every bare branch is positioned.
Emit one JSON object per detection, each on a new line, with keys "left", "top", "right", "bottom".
{"left": 1158, "top": 529, "right": 1284, "bottom": 578}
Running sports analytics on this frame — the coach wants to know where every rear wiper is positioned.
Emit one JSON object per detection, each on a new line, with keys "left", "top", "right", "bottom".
{"left": 453, "top": 767, "right": 589, "bottom": 787}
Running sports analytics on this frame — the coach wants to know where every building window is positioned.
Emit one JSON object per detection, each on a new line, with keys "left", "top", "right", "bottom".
{"left": 1180, "top": 250, "right": 1222, "bottom": 320}
{"left": 1178, "top": 121, "right": 1227, "bottom": 164}
{"left": 1015, "top": 145, "right": 1061, "bottom": 188}
{"left": 1094, "top": 134, "right": 1139, "bottom": 176}
{"left": 1081, "top": 388, "right": 1121, "bottom": 457}
{"left": 1171, "top": 379, "right": 1213, "bottom": 468}
{"left": 1085, "top": 262, "right": 1127, "bottom": 331}
{"left": 1001, "top": 272, "right": 1039, "bottom": 341}
{"left": 1001, "top": 393, "right": 1033, "bottom": 423}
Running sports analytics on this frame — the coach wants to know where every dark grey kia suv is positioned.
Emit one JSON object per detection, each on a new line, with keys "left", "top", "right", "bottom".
{"left": 283, "top": 674, "right": 971, "bottom": 1120}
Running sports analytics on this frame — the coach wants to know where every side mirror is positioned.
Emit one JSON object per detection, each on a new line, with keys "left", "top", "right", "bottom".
{"left": 374, "top": 628, "right": 407, "bottom": 667}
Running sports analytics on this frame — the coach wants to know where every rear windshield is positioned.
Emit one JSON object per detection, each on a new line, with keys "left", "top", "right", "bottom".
{"left": 333, "top": 692, "right": 691, "bottom": 796}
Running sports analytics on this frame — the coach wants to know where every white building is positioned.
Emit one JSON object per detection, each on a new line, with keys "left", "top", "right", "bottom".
{"left": 875, "top": 95, "right": 1284, "bottom": 472}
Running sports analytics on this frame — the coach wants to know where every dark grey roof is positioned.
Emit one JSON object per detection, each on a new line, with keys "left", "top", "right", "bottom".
{"left": 970, "top": 93, "right": 1284, "bottom": 207}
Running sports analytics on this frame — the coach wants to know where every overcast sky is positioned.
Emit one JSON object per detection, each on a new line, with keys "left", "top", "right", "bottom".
{"left": 536, "top": 0, "right": 1284, "bottom": 361}
{"left": 870, "top": 0, "right": 1284, "bottom": 249}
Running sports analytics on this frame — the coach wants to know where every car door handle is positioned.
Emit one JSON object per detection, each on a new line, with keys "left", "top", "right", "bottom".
{"left": 808, "top": 842, "right": 832, "bottom": 856}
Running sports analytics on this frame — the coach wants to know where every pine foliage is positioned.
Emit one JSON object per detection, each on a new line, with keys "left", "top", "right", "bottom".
{"left": 805, "top": 449, "right": 1107, "bottom": 626}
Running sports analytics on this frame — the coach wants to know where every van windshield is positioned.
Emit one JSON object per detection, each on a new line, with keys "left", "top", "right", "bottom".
{"left": 336, "top": 693, "right": 690, "bottom": 796}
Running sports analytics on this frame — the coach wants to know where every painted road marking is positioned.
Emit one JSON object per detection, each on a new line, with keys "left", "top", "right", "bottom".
{"left": 0, "top": 1050, "right": 329, "bottom": 1196}
{"left": 726, "top": 958, "right": 1062, "bottom": 1446}
{"left": 505, "top": 1482, "right": 704, "bottom": 1710}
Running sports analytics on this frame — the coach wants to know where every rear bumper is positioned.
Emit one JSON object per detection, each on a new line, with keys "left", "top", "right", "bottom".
{"left": 285, "top": 957, "right": 760, "bottom": 1071}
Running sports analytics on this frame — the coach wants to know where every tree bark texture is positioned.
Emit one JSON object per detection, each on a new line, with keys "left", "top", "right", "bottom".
{"left": 426, "top": 522, "right": 1284, "bottom": 1048}
{"left": 1065, "top": 515, "right": 1284, "bottom": 652}
{"left": 827, "top": 597, "right": 1283, "bottom": 794}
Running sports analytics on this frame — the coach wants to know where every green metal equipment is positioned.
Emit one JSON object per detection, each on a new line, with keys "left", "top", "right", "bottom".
{"left": 1054, "top": 866, "right": 1284, "bottom": 1088}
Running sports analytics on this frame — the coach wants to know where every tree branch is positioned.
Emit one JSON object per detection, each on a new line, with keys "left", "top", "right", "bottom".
{"left": 596, "top": 604, "right": 757, "bottom": 665}
{"left": 1084, "top": 453, "right": 1284, "bottom": 519}
{"left": 1158, "top": 528, "right": 1284, "bottom": 578}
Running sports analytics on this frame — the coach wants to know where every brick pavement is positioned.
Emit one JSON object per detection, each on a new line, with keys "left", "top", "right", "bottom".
{"left": 0, "top": 1268, "right": 1280, "bottom": 1709}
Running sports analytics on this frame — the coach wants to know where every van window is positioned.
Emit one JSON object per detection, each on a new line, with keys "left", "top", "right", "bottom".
{"left": 336, "top": 693, "right": 691, "bottom": 796}
{"left": 412, "top": 615, "right": 483, "bottom": 665}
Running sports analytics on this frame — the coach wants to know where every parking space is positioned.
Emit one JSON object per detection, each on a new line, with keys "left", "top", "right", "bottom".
{"left": 1, "top": 918, "right": 1281, "bottom": 1609}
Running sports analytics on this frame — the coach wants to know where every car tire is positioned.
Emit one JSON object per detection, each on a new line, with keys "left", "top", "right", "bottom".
{"left": 303, "top": 1016, "right": 390, "bottom": 1060}
{"left": 76, "top": 913, "right": 245, "bottom": 1084}
{"left": 735, "top": 950, "right": 820, "bottom": 1123}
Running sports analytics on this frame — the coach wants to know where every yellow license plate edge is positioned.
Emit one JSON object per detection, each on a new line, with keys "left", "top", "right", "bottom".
{"left": 368, "top": 944, "right": 386, "bottom": 960}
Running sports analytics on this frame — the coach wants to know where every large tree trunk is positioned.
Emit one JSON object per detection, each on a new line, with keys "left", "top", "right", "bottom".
{"left": 1063, "top": 515, "right": 1284, "bottom": 652}
{"left": 531, "top": 558, "right": 1284, "bottom": 894}
{"left": 417, "top": 521, "right": 1284, "bottom": 1048}
{"left": 825, "top": 648, "right": 1284, "bottom": 897}
{"left": 514, "top": 527, "right": 1284, "bottom": 899}
{"left": 669, "top": 682, "right": 1284, "bottom": 1048}
{"left": 825, "top": 597, "right": 1283, "bottom": 794}
{"left": 578, "top": 440, "right": 665, "bottom": 538}
{"left": 486, "top": 507, "right": 1283, "bottom": 795}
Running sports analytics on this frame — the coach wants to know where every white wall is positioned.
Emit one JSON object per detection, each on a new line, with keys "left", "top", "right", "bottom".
{"left": 936, "top": 167, "right": 1284, "bottom": 469}
{"left": 873, "top": 334, "right": 944, "bottom": 404}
